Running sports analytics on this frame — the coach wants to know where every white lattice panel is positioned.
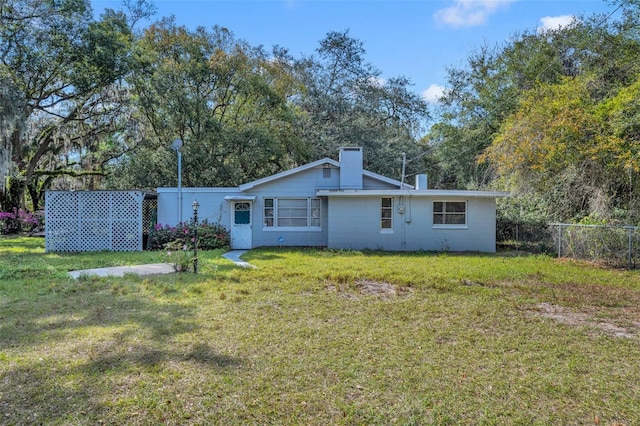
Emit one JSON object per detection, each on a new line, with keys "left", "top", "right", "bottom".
{"left": 112, "top": 220, "right": 140, "bottom": 250}
{"left": 80, "top": 192, "right": 109, "bottom": 220}
{"left": 45, "top": 191, "right": 145, "bottom": 252}
{"left": 45, "top": 191, "right": 80, "bottom": 252}
{"left": 112, "top": 192, "right": 139, "bottom": 219}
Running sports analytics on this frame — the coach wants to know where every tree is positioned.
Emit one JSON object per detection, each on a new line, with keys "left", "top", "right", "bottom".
{"left": 293, "top": 30, "right": 430, "bottom": 180}
{"left": 113, "top": 20, "right": 306, "bottom": 189}
{"left": 425, "top": 1, "right": 640, "bottom": 224}
{"left": 482, "top": 73, "right": 640, "bottom": 221}
{"left": 424, "top": 19, "right": 593, "bottom": 190}
{"left": 0, "top": 0, "right": 148, "bottom": 210}
{"left": 0, "top": 71, "right": 22, "bottom": 203}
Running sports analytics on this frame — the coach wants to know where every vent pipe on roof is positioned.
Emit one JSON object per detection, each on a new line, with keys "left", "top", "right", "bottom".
{"left": 415, "top": 174, "right": 428, "bottom": 190}
{"left": 339, "top": 147, "right": 363, "bottom": 190}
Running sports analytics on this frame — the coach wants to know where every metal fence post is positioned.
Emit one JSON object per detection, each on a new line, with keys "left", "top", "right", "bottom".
{"left": 557, "top": 224, "right": 562, "bottom": 258}
{"left": 628, "top": 227, "right": 633, "bottom": 270}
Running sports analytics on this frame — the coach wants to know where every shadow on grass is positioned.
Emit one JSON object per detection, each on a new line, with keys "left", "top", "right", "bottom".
{"left": 241, "top": 250, "right": 284, "bottom": 261}
{"left": 0, "top": 266, "right": 244, "bottom": 424}
{"left": 0, "top": 239, "right": 245, "bottom": 424}
{"left": 2, "top": 339, "right": 243, "bottom": 423}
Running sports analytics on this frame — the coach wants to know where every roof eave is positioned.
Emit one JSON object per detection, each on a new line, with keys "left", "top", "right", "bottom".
{"left": 316, "top": 189, "right": 511, "bottom": 198}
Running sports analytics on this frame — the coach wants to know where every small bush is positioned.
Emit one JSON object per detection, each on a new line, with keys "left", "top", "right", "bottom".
{"left": 147, "top": 220, "right": 230, "bottom": 251}
{"left": 561, "top": 225, "right": 637, "bottom": 267}
{"left": 164, "top": 240, "right": 193, "bottom": 272}
{"left": 0, "top": 209, "right": 42, "bottom": 234}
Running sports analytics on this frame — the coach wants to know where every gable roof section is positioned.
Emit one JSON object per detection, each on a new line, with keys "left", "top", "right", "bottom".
{"left": 238, "top": 158, "right": 409, "bottom": 191}
{"left": 363, "top": 170, "right": 413, "bottom": 189}
{"left": 238, "top": 158, "right": 337, "bottom": 191}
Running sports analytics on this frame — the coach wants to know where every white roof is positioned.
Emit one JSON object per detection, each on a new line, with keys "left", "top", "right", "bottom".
{"left": 316, "top": 189, "right": 510, "bottom": 198}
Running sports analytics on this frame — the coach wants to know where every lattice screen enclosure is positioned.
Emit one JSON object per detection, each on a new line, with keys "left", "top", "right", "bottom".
{"left": 45, "top": 191, "right": 157, "bottom": 252}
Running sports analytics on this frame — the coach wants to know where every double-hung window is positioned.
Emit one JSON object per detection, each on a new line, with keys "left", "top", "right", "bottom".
{"left": 264, "top": 198, "right": 321, "bottom": 229}
{"left": 433, "top": 201, "right": 466, "bottom": 226}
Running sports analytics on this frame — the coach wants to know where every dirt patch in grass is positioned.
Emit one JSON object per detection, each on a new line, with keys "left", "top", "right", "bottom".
{"left": 552, "top": 281, "right": 640, "bottom": 308}
{"left": 327, "top": 279, "right": 413, "bottom": 299}
{"left": 527, "top": 302, "right": 640, "bottom": 339}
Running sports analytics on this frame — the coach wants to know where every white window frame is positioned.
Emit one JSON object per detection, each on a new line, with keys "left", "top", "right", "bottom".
{"left": 433, "top": 200, "right": 468, "bottom": 229}
{"left": 263, "top": 197, "right": 322, "bottom": 231}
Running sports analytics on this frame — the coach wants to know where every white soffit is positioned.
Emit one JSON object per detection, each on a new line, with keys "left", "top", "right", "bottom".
{"left": 224, "top": 195, "right": 257, "bottom": 201}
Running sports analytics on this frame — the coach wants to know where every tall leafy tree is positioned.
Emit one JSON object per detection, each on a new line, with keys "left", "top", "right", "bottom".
{"left": 113, "top": 20, "right": 306, "bottom": 189}
{"left": 477, "top": 0, "right": 640, "bottom": 221}
{"left": 482, "top": 74, "right": 640, "bottom": 221}
{"left": 293, "top": 30, "right": 430, "bottom": 180}
{"left": 425, "top": 0, "right": 640, "bottom": 223}
{"left": 0, "top": 0, "right": 146, "bottom": 210}
{"left": 424, "top": 21, "right": 590, "bottom": 190}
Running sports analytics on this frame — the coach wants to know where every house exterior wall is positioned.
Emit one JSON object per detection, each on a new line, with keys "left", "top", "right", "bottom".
{"left": 238, "top": 166, "right": 337, "bottom": 247}
{"left": 326, "top": 195, "right": 497, "bottom": 252}
{"left": 156, "top": 162, "right": 500, "bottom": 252}
{"left": 157, "top": 188, "right": 235, "bottom": 228}
{"left": 157, "top": 165, "right": 405, "bottom": 248}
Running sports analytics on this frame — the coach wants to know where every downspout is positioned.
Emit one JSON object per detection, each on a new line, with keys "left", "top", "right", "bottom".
{"left": 399, "top": 195, "right": 405, "bottom": 250}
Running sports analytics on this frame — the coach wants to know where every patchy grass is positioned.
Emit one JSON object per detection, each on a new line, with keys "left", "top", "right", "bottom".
{"left": 1, "top": 237, "right": 640, "bottom": 424}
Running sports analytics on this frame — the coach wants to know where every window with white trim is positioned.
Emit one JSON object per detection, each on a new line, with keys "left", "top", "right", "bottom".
{"left": 381, "top": 197, "right": 393, "bottom": 229}
{"left": 264, "top": 198, "right": 321, "bottom": 228}
{"left": 433, "top": 201, "right": 466, "bottom": 225}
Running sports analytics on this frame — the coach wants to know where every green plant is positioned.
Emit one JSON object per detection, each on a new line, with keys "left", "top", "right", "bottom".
{"left": 164, "top": 240, "right": 193, "bottom": 272}
{"left": 197, "top": 220, "right": 231, "bottom": 249}
{"left": 147, "top": 220, "right": 230, "bottom": 251}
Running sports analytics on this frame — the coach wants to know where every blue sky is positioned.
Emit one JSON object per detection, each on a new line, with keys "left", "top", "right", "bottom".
{"left": 93, "top": 0, "right": 614, "bottom": 102}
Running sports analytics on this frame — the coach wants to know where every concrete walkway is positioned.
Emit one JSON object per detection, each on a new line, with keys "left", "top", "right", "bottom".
{"left": 221, "top": 250, "right": 256, "bottom": 268}
{"left": 68, "top": 263, "right": 175, "bottom": 279}
{"left": 68, "top": 250, "right": 255, "bottom": 278}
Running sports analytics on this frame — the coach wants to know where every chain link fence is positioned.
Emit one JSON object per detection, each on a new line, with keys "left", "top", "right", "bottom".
{"left": 497, "top": 220, "right": 640, "bottom": 269}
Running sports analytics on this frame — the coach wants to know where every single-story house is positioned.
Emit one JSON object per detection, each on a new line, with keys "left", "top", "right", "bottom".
{"left": 157, "top": 147, "right": 509, "bottom": 252}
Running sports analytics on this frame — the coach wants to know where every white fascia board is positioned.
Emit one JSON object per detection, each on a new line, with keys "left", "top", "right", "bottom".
{"left": 156, "top": 187, "right": 239, "bottom": 193}
{"left": 238, "top": 158, "right": 339, "bottom": 191}
{"left": 316, "top": 189, "right": 511, "bottom": 198}
{"left": 46, "top": 189, "right": 157, "bottom": 195}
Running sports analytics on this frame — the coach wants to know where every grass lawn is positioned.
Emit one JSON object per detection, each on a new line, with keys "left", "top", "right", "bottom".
{"left": 1, "top": 236, "right": 640, "bottom": 425}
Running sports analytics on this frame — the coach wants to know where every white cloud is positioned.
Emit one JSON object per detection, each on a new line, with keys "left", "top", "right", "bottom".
{"left": 538, "top": 15, "right": 577, "bottom": 33}
{"left": 368, "top": 76, "right": 387, "bottom": 87}
{"left": 434, "top": 0, "right": 515, "bottom": 28}
{"left": 422, "top": 84, "right": 446, "bottom": 104}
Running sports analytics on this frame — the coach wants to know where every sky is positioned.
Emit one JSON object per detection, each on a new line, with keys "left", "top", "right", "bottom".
{"left": 93, "top": 0, "right": 615, "bottom": 102}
